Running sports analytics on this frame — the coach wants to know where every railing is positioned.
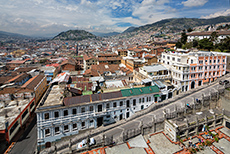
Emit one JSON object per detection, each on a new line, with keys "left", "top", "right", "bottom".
{"left": 150, "top": 74, "right": 171, "bottom": 80}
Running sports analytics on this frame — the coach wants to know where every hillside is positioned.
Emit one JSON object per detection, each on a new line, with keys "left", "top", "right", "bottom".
{"left": 0, "top": 31, "right": 30, "bottom": 39}
{"left": 92, "top": 32, "right": 120, "bottom": 37}
{"left": 53, "top": 30, "right": 97, "bottom": 41}
{"left": 123, "top": 16, "right": 230, "bottom": 33}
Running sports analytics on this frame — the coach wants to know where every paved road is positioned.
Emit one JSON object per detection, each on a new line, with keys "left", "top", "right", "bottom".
{"left": 103, "top": 76, "right": 230, "bottom": 142}
{"left": 10, "top": 117, "right": 37, "bottom": 154}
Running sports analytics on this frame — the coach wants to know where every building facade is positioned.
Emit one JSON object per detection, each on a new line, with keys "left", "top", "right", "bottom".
{"left": 36, "top": 85, "right": 160, "bottom": 150}
{"left": 160, "top": 51, "right": 227, "bottom": 92}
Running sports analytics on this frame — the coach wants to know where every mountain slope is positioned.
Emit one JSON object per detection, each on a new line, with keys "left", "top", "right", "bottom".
{"left": 92, "top": 32, "right": 120, "bottom": 37}
{"left": 53, "top": 30, "right": 97, "bottom": 41}
{"left": 123, "top": 16, "right": 230, "bottom": 33}
{"left": 0, "top": 31, "right": 30, "bottom": 39}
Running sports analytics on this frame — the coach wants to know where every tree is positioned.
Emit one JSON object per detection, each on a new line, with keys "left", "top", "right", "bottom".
{"left": 192, "top": 39, "right": 199, "bottom": 47}
{"left": 198, "top": 38, "right": 214, "bottom": 51}
{"left": 187, "top": 28, "right": 193, "bottom": 32}
{"left": 181, "top": 29, "right": 187, "bottom": 45}
{"left": 209, "top": 31, "right": 219, "bottom": 44}
{"left": 176, "top": 41, "right": 182, "bottom": 48}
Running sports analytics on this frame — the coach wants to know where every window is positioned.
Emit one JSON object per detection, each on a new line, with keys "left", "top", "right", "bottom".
{"left": 210, "top": 66, "right": 212, "bottom": 69}
{"left": 64, "top": 125, "right": 69, "bottom": 132}
{"left": 199, "top": 60, "right": 203, "bottom": 64}
{"left": 198, "top": 73, "right": 202, "bottom": 77}
{"left": 214, "top": 60, "right": 216, "bottom": 63}
{"left": 55, "top": 127, "right": 60, "bottom": 134}
{"left": 191, "top": 67, "right": 195, "bottom": 71}
{"left": 142, "top": 98, "right": 144, "bottom": 103}
{"left": 30, "top": 101, "right": 34, "bottom": 109}
{"left": 10, "top": 121, "right": 19, "bottom": 135}
{"left": 44, "top": 113, "right": 49, "bottom": 120}
{"left": 113, "top": 102, "right": 117, "bottom": 107}
{"left": 178, "top": 58, "right": 181, "bottom": 62}
{"left": 139, "top": 98, "right": 141, "bottom": 103}
{"left": 214, "top": 66, "right": 216, "bottom": 69}
{"left": 126, "top": 100, "right": 130, "bottom": 107}
{"left": 45, "top": 129, "right": 50, "bottom": 136}
{"left": 82, "top": 121, "right": 85, "bottom": 128}
{"left": 149, "top": 97, "right": 151, "bottom": 102}
{"left": 72, "top": 108, "right": 77, "bottom": 115}
{"left": 218, "top": 59, "right": 220, "bottom": 63}
{"left": 205, "top": 59, "right": 207, "bottom": 62}
{"left": 133, "top": 99, "right": 136, "bottom": 106}
{"left": 205, "top": 66, "right": 207, "bottom": 70}
{"left": 89, "top": 120, "right": 94, "bottom": 127}
{"left": 210, "top": 60, "right": 212, "bottom": 63}
{"left": 218, "top": 65, "right": 219, "bottom": 69}
{"left": 89, "top": 106, "right": 94, "bottom": 112}
{"left": 106, "top": 103, "right": 110, "bottom": 109}
{"left": 54, "top": 111, "right": 59, "bottom": 118}
{"left": 223, "top": 59, "right": 225, "bottom": 62}
{"left": 191, "top": 59, "right": 193, "bottom": 64}
{"left": 167, "top": 56, "right": 170, "bottom": 60}
{"left": 81, "top": 107, "right": 85, "bottom": 113}
{"left": 98, "top": 104, "right": 102, "bottom": 112}
{"left": 120, "top": 101, "right": 123, "bottom": 106}
{"left": 147, "top": 97, "right": 149, "bottom": 102}
{"left": 64, "top": 110, "right": 68, "bottom": 116}
{"left": 22, "top": 109, "right": 28, "bottom": 120}
{"left": 199, "top": 66, "right": 203, "bottom": 70}
{"left": 172, "top": 57, "right": 175, "bottom": 61}
{"left": 73, "top": 123, "right": 77, "bottom": 130}
{"left": 217, "top": 72, "right": 219, "bottom": 75}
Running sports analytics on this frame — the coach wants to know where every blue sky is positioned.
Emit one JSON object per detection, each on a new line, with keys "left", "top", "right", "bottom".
{"left": 0, "top": 0, "right": 230, "bottom": 36}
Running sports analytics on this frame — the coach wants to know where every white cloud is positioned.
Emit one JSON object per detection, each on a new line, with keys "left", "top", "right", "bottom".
{"left": 0, "top": 0, "right": 178, "bottom": 36}
{"left": 182, "top": 0, "right": 208, "bottom": 7}
{"left": 200, "top": 9, "right": 230, "bottom": 19}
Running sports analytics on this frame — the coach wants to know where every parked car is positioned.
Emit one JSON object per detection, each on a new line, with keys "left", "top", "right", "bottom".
{"left": 76, "top": 138, "right": 95, "bottom": 150}
{"left": 219, "top": 80, "right": 229, "bottom": 85}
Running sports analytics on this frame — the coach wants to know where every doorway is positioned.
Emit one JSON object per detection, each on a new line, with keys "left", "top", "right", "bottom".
{"left": 191, "top": 81, "right": 195, "bottom": 89}
{"left": 119, "top": 114, "right": 123, "bottom": 120}
{"left": 45, "top": 142, "right": 51, "bottom": 148}
{"left": 97, "top": 117, "right": 103, "bottom": 127}
{"left": 198, "top": 80, "right": 202, "bottom": 86}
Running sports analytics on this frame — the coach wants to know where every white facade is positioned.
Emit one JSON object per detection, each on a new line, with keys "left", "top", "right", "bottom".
{"left": 160, "top": 51, "right": 227, "bottom": 92}
{"left": 36, "top": 85, "right": 161, "bottom": 149}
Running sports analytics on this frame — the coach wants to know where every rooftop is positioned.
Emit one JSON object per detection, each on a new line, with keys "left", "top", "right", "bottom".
{"left": 142, "top": 64, "right": 167, "bottom": 72}
{"left": 0, "top": 96, "right": 34, "bottom": 130}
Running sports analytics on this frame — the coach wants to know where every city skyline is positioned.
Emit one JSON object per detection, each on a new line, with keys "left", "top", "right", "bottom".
{"left": 0, "top": 0, "right": 230, "bottom": 37}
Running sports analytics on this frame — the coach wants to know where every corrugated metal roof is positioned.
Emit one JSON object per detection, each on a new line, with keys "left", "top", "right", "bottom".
{"left": 121, "top": 86, "right": 159, "bottom": 97}
{"left": 64, "top": 91, "right": 122, "bottom": 106}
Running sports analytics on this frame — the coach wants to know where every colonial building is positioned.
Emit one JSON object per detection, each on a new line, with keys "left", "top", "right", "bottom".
{"left": 134, "top": 64, "right": 170, "bottom": 82}
{"left": 36, "top": 85, "right": 161, "bottom": 150}
{"left": 187, "top": 31, "right": 230, "bottom": 42}
{"left": 160, "top": 51, "right": 227, "bottom": 92}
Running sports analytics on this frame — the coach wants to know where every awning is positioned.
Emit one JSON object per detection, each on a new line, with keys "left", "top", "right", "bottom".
{"left": 154, "top": 94, "right": 160, "bottom": 97}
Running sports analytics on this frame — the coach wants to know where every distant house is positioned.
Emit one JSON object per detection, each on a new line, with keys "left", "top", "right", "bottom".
{"left": 6, "top": 60, "right": 27, "bottom": 69}
{"left": 187, "top": 31, "right": 230, "bottom": 42}
{"left": 5, "top": 73, "right": 30, "bottom": 86}
{"left": 60, "top": 59, "right": 76, "bottom": 72}
{"left": 21, "top": 74, "right": 47, "bottom": 104}
{"left": 83, "top": 55, "right": 98, "bottom": 70}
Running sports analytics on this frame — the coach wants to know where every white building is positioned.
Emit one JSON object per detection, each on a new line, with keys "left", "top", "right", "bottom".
{"left": 160, "top": 51, "right": 227, "bottom": 93}
{"left": 36, "top": 84, "right": 161, "bottom": 150}
{"left": 187, "top": 31, "right": 230, "bottom": 42}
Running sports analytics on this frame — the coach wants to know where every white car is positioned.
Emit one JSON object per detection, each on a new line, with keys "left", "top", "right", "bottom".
{"left": 76, "top": 138, "right": 95, "bottom": 150}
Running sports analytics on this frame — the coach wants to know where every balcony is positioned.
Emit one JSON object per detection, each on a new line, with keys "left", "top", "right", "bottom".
{"left": 150, "top": 74, "right": 172, "bottom": 80}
